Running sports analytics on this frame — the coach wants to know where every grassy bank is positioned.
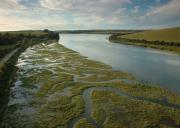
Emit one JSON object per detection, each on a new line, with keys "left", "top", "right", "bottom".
{"left": 0, "top": 30, "right": 59, "bottom": 124}
{"left": 0, "top": 30, "right": 59, "bottom": 77}
{"left": 0, "top": 49, "right": 21, "bottom": 123}
{"left": 0, "top": 30, "right": 59, "bottom": 59}
{"left": 109, "top": 27, "right": 180, "bottom": 54}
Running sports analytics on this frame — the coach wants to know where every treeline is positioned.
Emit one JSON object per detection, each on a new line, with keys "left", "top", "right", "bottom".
{"left": 58, "top": 30, "right": 142, "bottom": 34}
{"left": 0, "top": 31, "right": 59, "bottom": 45}
{"left": 109, "top": 35, "right": 180, "bottom": 47}
{"left": 0, "top": 30, "right": 59, "bottom": 59}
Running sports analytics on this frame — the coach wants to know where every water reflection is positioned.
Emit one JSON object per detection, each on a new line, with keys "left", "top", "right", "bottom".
{"left": 59, "top": 34, "right": 180, "bottom": 93}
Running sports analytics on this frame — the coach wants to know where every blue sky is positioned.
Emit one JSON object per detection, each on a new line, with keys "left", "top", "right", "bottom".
{"left": 0, "top": 0, "right": 180, "bottom": 31}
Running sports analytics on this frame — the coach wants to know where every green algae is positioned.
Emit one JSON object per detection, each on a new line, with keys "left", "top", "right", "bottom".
{"left": 36, "top": 96, "right": 84, "bottom": 127}
{"left": 91, "top": 90, "right": 180, "bottom": 128}
{"left": 74, "top": 118, "right": 95, "bottom": 128}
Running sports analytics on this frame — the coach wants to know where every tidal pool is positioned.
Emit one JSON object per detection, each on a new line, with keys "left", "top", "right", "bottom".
{"left": 59, "top": 34, "right": 180, "bottom": 93}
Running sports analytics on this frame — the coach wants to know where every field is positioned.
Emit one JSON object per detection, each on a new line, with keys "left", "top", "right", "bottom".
{"left": 121, "top": 27, "right": 180, "bottom": 43}
{"left": 109, "top": 27, "right": 180, "bottom": 54}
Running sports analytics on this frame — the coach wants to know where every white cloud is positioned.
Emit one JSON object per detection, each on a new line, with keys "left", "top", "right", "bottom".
{"left": 146, "top": 0, "right": 180, "bottom": 21}
{"left": 0, "top": 0, "right": 24, "bottom": 10}
{"left": 0, "top": 6, "right": 67, "bottom": 31}
{"left": 40, "top": 0, "right": 131, "bottom": 12}
{"left": 114, "top": 8, "right": 127, "bottom": 14}
{"left": 131, "top": 6, "right": 139, "bottom": 13}
{"left": 0, "top": 0, "right": 179, "bottom": 30}
{"left": 38, "top": 0, "right": 132, "bottom": 29}
{"left": 135, "top": 0, "right": 180, "bottom": 28}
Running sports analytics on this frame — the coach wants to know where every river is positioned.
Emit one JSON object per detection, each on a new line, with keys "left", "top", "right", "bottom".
{"left": 59, "top": 34, "right": 180, "bottom": 93}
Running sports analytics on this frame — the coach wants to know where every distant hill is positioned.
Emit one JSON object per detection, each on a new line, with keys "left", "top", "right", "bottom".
{"left": 57, "top": 29, "right": 143, "bottom": 34}
{"left": 121, "top": 27, "right": 180, "bottom": 43}
{"left": 109, "top": 27, "right": 180, "bottom": 54}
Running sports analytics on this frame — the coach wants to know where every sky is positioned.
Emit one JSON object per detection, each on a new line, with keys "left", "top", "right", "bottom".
{"left": 0, "top": 0, "right": 180, "bottom": 31}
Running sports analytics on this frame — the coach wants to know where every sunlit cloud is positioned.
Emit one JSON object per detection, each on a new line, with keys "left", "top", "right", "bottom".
{"left": 0, "top": 0, "right": 179, "bottom": 31}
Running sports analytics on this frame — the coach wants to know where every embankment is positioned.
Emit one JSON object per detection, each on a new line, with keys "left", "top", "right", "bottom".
{"left": 0, "top": 31, "right": 59, "bottom": 124}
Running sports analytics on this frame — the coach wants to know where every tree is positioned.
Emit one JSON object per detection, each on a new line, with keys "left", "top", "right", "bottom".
{"left": 43, "top": 29, "right": 50, "bottom": 33}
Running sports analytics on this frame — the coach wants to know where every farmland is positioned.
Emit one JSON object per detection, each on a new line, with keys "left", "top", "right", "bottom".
{"left": 109, "top": 27, "right": 180, "bottom": 54}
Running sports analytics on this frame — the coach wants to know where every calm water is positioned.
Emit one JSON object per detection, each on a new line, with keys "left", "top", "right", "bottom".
{"left": 59, "top": 34, "right": 180, "bottom": 93}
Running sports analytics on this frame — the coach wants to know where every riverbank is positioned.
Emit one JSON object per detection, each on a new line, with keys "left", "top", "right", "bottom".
{"left": 57, "top": 29, "right": 142, "bottom": 34}
{"left": 0, "top": 48, "right": 22, "bottom": 124}
{"left": 109, "top": 27, "right": 180, "bottom": 54}
{"left": 0, "top": 31, "right": 59, "bottom": 124}
{"left": 1, "top": 42, "right": 179, "bottom": 128}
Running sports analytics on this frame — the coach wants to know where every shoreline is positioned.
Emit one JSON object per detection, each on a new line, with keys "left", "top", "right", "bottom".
{"left": 109, "top": 35, "right": 180, "bottom": 55}
{"left": 0, "top": 31, "right": 59, "bottom": 125}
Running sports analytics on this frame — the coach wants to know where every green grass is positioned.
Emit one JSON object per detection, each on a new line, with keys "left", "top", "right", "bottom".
{"left": 109, "top": 27, "right": 180, "bottom": 54}
{"left": 91, "top": 90, "right": 180, "bottom": 128}
{"left": 93, "top": 82, "right": 180, "bottom": 105}
{"left": 79, "top": 70, "right": 134, "bottom": 82}
{"left": 0, "top": 30, "right": 49, "bottom": 36}
{"left": 74, "top": 118, "right": 95, "bottom": 128}
{"left": 37, "top": 95, "right": 84, "bottom": 128}
{"left": 121, "top": 27, "right": 180, "bottom": 43}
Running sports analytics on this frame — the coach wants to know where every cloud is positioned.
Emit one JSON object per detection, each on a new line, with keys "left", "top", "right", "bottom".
{"left": 0, "top": 0, "right": 179, "bottom": 30}
{"left": 0, "top": 0, "right": 134, "bottom": 30}
{"left": 146, "top": 0, "right": 180, "bottom": 22}
{"left": 38, "top": 0, "right": 132, "bottom": 29}
{"left": 40, "top": 0, "right": 131, "bottom": 13}
{"left": 0, "top": 16, "right": 67, "bottom": 31}
{"left": 134, "top": 0, "right": 180, "bottom": 28}
{"left": 131, "top": 6, "right": 139, "bottom": 13}
{"left": 0, "top": 0, "right": 24, "bottom": 10}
